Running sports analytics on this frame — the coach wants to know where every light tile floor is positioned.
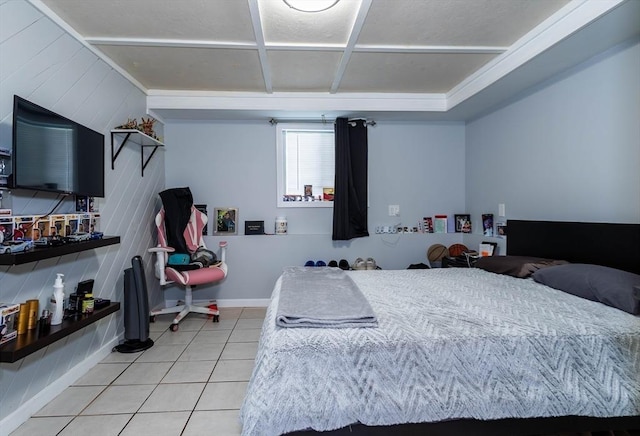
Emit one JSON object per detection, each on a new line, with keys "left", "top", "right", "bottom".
{"left": 11, "top": 307, "right": 266, "bottom": 436}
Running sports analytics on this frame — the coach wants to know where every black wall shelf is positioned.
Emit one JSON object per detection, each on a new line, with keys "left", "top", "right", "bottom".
{"left": 111, "top": 129, "right": 164, "bottom": 177}
{"left": 0, "top": 302, "right": 120, "bottom": 363}
{"left": 0, "top": 236, "right": 120, "bottom": 266}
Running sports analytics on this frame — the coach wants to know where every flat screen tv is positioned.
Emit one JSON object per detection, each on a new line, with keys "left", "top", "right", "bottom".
{"left": 10, "top": 95, "right": 105, "bottom": 197}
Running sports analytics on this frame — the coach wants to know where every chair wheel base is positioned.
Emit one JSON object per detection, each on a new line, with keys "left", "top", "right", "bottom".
{"left": 169, "top": 323, "right": 179, "bottom": 332}
{"left": 114, "top": 339, "right": 154, "bottom": 353}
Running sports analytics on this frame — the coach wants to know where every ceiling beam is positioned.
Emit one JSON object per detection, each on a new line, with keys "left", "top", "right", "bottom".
{"left": 330, "top": 0, "right": 372, "bottom": 94}
{"left": 85, "top": 37, "right": 257, "bottom": 50}
{"left": 84, "top": 37, "right": 507, "bottom": 55}
{"left": 354, "top": 45, "right": 508, "bottom": 54}
{"left": 248, "top": 0, "right": 273, "bottom": 93}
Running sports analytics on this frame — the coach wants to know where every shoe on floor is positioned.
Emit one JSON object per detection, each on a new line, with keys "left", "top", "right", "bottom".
{"left": 328, "top": 260, "right": 338, "bottom": 267}
{"left": 338, "top": 259, "right": 350, "bottom": 270}
{"left": 365, "top": 257, "right": 377, "bottom": 270}
{"left": 316, "top": 260, "right": 327, "bottom": 267}
{"left": 352, "top": 257, "right": 367, "bottom": 270}
{"left": 305, "top": 260, "right": 315, "bottom": 267}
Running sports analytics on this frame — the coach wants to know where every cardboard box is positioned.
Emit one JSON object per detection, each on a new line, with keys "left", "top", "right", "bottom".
{"left": 90, "top": 213, "right": 100, "bottom": 233}
{"left": 34, "top": 216, "right": 50, "bottom": 239}
{"left": 50, "top": 215, "right": 66, "bottom": 237}
{"left": 65, "top": 214, "right": 80, "bottom": 236}
{"left": 0, "top": 216, "right": 14, "bottom": 243}
{"left": 14, "top": 216, "right": 34, "bottom": 240}
{"left": 0, "top": 303, "right": 20, "bottom": 345}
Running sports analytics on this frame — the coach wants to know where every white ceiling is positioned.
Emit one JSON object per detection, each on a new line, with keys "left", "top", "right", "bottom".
{"left": 34, "top": 0, "right": 640, "bottom": 121}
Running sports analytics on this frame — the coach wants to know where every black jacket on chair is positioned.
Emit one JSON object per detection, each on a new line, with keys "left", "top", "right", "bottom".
{"left": 159, "top": 187, "right": 194, "bottom": 255}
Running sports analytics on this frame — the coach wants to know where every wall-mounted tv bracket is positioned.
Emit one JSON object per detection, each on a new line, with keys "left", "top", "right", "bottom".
{"left": 110, "top": 129, "right": 164, "bottom": 177}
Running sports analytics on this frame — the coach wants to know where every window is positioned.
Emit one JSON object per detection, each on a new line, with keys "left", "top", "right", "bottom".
{"left": 276, "top": 123, "right": 334, "bottom": 208}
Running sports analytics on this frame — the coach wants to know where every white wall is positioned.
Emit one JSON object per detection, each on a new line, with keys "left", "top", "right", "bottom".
{"left": 0, "top": 2, "right": 165, "bottom": 431}
{"left": 463, "top": 37, "right": 640, "bottom": 252}
{"left": 164, "top": 120, "right": 466, "bottom": 300}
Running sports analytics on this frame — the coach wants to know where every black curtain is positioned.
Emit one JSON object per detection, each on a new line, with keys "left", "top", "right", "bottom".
{"left": 332, "top": 118, "right": 369, "bottom": 241}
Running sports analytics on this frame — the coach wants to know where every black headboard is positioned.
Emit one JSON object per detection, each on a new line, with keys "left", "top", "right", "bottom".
{"left": 507, "top": 220, "right": 640, "bottom": 275}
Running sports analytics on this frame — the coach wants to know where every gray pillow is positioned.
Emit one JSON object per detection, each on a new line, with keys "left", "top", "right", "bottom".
{"left": 532, "top": 264, "right": 640, "bottom": 315}
{"left": 474, "top": 255, "right": 568, "bottom": 278}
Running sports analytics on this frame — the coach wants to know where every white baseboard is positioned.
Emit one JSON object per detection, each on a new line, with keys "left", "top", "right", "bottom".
{"left": 161, "top": 298, "right": 270, "bottom": 309}
{"left": 0, "top": 333, "right": 124, "bottom": 436}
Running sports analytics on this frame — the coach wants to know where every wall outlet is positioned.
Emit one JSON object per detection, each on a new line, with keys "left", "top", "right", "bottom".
{"left": 388, "top": 205, "right": 400, "bottom": 216}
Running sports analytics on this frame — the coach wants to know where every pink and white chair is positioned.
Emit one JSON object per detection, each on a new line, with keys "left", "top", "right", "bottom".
{"left": 149, "top": 204, "right": 227, "bottom": 331}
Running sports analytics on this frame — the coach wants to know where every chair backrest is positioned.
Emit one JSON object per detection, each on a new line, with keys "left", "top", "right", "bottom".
{"left": 156, "top": 207, "right": 208, "bottom": 255}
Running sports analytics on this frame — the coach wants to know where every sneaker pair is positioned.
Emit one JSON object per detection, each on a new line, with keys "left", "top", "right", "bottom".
{"left": 352, "top": 257, "right": 377, "bottom": 270}
{"left": 305, "top": 260, "right": 327, "bottom": 267}
{"left": 322, "top": 259, "right": 351, "bottom": 270}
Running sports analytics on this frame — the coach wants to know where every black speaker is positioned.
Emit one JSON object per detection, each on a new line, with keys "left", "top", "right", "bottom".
{"left": 114, "top": 256, "right": 154, "bottom": 353}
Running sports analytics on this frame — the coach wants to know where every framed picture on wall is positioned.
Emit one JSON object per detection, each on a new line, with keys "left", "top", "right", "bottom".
{"left": 214, "top": 207, "right": 238, "bottom": 235}
{"left": 455, "top": 214, "right": 472, "bottom": 233}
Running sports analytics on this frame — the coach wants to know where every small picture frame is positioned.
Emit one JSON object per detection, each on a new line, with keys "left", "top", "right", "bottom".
{"left": 323, "top": 187, "right": 334, "bottom": 201}
{"left": 423, "top": 217, "right": 434, "bottom": 233}
{"left": 214, "top": 207, "right": 238, "bottom": 235}
{"left": 195, "top": 204, "right": 208, "bottom": 235}
{"left": 497, "top": 222, "right": 507, "bottom": 238}
{"left": 304, "top": 184, "right": 313, "bottom": 197}
{"left": 455, "top": 214, "right": 472, "bottom": 233}
{"left": 482, "top": 213, "right": 494, "bottom": 237}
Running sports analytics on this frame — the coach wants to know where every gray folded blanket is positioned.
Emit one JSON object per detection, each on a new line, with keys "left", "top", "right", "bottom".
{"left": 276, "top": 266, "right": 378, "bottom": 328}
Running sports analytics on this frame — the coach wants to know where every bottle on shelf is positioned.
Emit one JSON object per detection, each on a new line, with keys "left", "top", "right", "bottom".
{"left": 50, "top": 273, "right": 65, "bottom": 326}
{"left": 82, "top": 293, "right": 94, "bottom": 314}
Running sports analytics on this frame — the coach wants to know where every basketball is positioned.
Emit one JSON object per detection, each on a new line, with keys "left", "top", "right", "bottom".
{"left": 427, "top": 244, "right": 448, "bottom": 262}
{"left": 448, "top": 243, "right": 468, "bottom": 257}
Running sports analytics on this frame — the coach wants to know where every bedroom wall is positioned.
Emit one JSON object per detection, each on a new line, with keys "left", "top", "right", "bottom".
{"left": 463, "top": 37, "right": 640, "bottom": 253}
{"left": 163, "top": 120, "right": 466, "bottom": 301}
{"left": 0, "top": 1, "right": 165, "bottom": 431}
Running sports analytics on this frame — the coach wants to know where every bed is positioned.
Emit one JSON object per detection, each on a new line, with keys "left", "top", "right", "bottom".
{"left": 240, "top": 220, "right": 640, "bottom": 436}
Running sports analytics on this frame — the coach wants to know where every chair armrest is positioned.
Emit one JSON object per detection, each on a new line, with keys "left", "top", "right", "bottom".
{"left": 218, "top": 241, "right": 227, "bottom": 263}
{"left": 148, "top": 245, "right": 175, "bottom": 285}
{"left": 149, "top": 246, "right": 175, "bottom": 253}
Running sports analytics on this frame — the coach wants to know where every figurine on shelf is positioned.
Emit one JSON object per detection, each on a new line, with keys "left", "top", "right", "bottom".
{"left": 140, "top": 117, "right": 156, "bottom": 137}
{"left": 115, "top": 118, "right": 138, "bottom": 130}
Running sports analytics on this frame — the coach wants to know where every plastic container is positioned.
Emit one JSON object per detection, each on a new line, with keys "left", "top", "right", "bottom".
{"left": 50, "top": 273, "right": 65, "bottom": 325}
{"left": 82, "top": 293, "right": 94, "bottom": 314}
{"left": 275, "top": 216, "right": 287, "bottom": 235}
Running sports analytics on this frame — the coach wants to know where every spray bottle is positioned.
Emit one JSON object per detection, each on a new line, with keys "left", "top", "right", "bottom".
{"left": 50, "top": 273, "right": 65, "bottom": 325}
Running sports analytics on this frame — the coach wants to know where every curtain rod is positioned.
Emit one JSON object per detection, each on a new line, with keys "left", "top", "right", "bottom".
{"left": 268, "top": 117, "right": 376, "bottom": 127}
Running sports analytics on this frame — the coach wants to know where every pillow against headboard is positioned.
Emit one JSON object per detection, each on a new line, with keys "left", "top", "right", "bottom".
{"left": 474, "top": 255, "right": 568, "bottom": 278}
{"left": 532, "top": 264, "right": 640, "bottom": 315}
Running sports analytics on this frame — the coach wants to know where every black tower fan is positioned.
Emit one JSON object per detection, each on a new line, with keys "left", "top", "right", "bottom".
{"left": 114, "top": 256, "right": 154, "bottom": 353}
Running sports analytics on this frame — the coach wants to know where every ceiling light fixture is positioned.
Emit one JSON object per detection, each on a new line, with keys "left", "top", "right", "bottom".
{"left": 283, "top": 0, "right": 340, "bottom": 13}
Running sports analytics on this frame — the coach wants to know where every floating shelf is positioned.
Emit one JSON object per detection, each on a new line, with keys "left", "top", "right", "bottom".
{"left": 0, "top": 302, "right": 120, "bottom": 363}
{"left": 111, "top": 129, "right": 164, "bottom": 177}
{"left": 0, "top": 236, "right": 120, "bottom": 266}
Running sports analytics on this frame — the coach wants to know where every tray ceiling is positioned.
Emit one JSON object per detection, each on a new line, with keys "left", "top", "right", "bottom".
{"left": 34, "top": 0, "right": 640, "bottom": 120}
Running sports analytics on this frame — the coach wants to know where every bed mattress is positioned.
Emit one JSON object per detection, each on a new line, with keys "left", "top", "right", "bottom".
{"left": 239, "top": 268, "right": 640, "bottom": 436}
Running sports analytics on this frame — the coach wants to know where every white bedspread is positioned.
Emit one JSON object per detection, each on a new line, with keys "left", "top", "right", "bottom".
{"left": 239, "top": 269, "right": 640, "bottom": 436}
